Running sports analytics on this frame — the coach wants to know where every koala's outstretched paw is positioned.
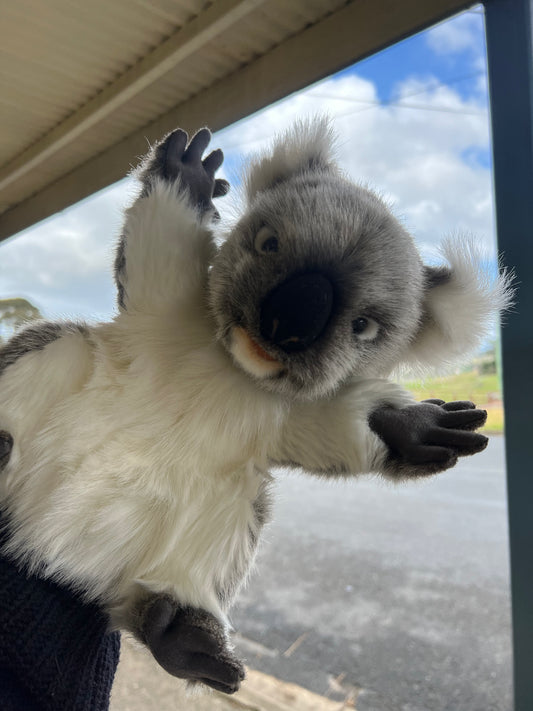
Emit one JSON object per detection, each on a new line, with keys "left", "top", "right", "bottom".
{"left": 141, "top": 596, "right": 245, "bottom": 694}
{"left": 0, "top": 430, "right": 13, "bottom": 471}
{"left": 369, "top": 400, "right": 488, "bottom": 478}
{"left": 140, "top": 128, "right": 229, "bottom": 216}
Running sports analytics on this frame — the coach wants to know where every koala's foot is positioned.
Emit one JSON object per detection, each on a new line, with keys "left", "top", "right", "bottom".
{"left": 139, "top": 128, "right": 229, "bottom": 215}
{"left": 140, "top": 596, "right": 245, "bottom": 694}
{"left": 369, "top": 400, "right": 488, "bottom": 478}
{"left": 0, "top": 430, "right": 13, "bottom": 471}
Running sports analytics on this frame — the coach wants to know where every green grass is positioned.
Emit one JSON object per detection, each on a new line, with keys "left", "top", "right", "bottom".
{"left": 401, "top": 371, "right": 504, "bottom": 433}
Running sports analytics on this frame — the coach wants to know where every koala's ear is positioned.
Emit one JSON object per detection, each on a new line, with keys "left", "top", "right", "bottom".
{"left": 404, "top": 238, "right": 514, "bottom": 373}
{"left": 244, "top": 116, "right": 338, "bottom": 201}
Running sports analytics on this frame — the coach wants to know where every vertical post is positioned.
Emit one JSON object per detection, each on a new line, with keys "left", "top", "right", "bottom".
{"left": 484, "top": 1, "right": 533, "bottom": 709}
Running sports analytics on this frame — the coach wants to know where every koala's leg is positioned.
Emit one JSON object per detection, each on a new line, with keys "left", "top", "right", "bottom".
{"left": 269, "top": 379, "right": 488, "bottom": 479}
{"left": 113, "top": 479, "right": 270, "bottom": 692}
{"left": 114, "top": 128, "right": 229, "bottom": 312}
{"left": 0, "top": 431, "right": 13, "bottom": 471}
{"left": 136, "top": 594, "right": 245, "bottom": 694}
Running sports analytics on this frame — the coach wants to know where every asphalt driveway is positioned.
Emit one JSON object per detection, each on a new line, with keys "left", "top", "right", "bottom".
{"left": 232, "top": 436, "right": 511, "bottom": 711}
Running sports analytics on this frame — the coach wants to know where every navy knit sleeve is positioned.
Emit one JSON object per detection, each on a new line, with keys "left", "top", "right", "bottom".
{"left": 0, "top": 523, "right": 120, "bottom": 711}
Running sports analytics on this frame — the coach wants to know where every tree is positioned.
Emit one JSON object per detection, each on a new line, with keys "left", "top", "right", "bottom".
{"left": 0, "top": 297, "right": 42, "bottom": 344}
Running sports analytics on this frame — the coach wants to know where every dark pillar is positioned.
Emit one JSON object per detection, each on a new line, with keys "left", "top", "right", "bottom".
{"left": 484, "top": 1, "right": 533, "bottom": 709}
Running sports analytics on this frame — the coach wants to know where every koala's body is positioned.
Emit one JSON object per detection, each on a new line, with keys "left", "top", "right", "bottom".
{"left": 0, "top": 120, "right": 511, "bottom": 693}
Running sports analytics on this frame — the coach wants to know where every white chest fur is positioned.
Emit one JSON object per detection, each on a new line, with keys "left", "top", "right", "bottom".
{"left": 0, "top": 313, "right": 284, "bottom": 623}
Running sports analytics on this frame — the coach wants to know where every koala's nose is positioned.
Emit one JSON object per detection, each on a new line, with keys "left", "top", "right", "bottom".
{"left": 260, "top": 273, "right": 334, "bottom": 353}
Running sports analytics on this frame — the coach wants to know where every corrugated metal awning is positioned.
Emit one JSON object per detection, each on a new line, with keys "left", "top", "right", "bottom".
{"left": 0, "top": 0, "right": 471, "bottom": 242}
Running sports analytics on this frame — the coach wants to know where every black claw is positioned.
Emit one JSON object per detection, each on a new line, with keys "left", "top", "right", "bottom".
{"left": 471, "top": 434, "right": 489, "bottom": 453}
{"left": 213, "top": 178, "right": 230, "bottom": 198}
{"left": 199, "top": 674, "right": 243, "bottom": 695}
{"left": 203, "top": 149, "right": 224, "bottom": 176}
{"left": 441, "top": 408, "right": 487, "bottom": 430}
{"left": 441, "top": 400, "right": 477, "bottom": 411}
{"left": 161, "top": 129, "right": 188, "bottom": 180}
{"left": 183, "top": 128, "right": 212, "bottom": 163}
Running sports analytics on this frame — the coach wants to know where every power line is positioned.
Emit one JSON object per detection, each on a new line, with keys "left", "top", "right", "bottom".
{"left": 303, "top": 95, "right": 485, "bottom": 117}
{"left": 217, "top": 71, "right": 488, "bottom": 153}
{"left": 307, "top": 70, "right": 487, "bottom": 117}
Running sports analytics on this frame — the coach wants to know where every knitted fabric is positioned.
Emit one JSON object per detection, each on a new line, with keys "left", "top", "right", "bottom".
{"left": 0, "top": 520, "right": 120, "bottom": 711}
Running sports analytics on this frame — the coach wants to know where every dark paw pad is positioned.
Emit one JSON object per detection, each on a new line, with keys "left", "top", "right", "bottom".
{"left": 141, "top": 597, "right": 245, "bottom": 694}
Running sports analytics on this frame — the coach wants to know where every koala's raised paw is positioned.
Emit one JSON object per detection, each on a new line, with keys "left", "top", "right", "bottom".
{"left": 0, "top": 430, "right": 13, "bottom": 471}
{"left": 369, "top": 400, "right": 488, "bottom": 478}
{"left": 140, "top": 597, "right": 245, "bottom": 694}
{"left": 140, "top": 128, "right": 229, "bottom": 215}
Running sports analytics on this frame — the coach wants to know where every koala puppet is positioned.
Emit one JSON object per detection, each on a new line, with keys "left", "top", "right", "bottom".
{"left": 0, "top": 119, "right": 511, "bottom": 693}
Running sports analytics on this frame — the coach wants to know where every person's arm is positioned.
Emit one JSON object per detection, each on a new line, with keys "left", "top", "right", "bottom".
{"left": 0, "top": 519, "right": 120, "bottom": 711}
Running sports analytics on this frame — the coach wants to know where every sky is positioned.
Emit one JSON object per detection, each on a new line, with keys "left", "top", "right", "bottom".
{"left": 0, "top": 6, "right": 495, "bottom": 329}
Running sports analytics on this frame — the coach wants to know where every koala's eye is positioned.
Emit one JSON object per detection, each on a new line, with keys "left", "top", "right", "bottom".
{"left": 352, "top": 317, "right": 368, "bottom": 334}
{"left": 352, "top": 317, "right": 379, "bottom": 340}
{"left": 255, "top": 227, "right": 278, "bottom": 254}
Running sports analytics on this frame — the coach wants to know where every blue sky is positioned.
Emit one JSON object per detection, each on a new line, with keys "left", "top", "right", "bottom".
{"left": 0, "top": 6, "right": 497, "bottom": 331}
{"left": 348, "top": 9, "right": 486, "bottom": 104}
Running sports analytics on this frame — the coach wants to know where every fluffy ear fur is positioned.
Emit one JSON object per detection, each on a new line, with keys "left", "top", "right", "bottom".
{"left": 244, "top": 116, "right": 338, "bottom": 200}
{"left": 404, "top": 237, "right": 514, "bottom": 373}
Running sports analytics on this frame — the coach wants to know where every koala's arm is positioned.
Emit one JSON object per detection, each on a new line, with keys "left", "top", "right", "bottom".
{"left": 115, "top": 128, "right": 229, "bottom": 313}
{"left": 270, "top": 380, "right": 488, "bottom": 479}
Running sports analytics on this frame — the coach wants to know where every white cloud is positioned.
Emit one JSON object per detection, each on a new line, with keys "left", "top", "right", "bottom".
{"left": 0, "top": 179, "right": 134, "bottom": 321}
{"left": 425, "top": 10, "right": 484, "bottom": 56}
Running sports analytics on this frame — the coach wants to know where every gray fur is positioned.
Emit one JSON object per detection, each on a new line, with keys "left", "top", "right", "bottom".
{"left": 424, "top": 264, "right": 452, "bottom": 288}
{"left": 251, "top": 475, "right": 273, "bottom": 530}
{"left": 0, "top": 322, "right": 88, "bottom": 377}
{"left": 0, "top": 431, "right": 13, "bottom": 471}
{"left": 114, "top": 235, "right": 127, "bottom": 310}
{"left": 209, "top": 168, "right": 425, "bottom": 400}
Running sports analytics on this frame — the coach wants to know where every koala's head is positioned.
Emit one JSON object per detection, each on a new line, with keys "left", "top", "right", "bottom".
{"left": 208, "top": 118, "right": 512, "bottom": 401}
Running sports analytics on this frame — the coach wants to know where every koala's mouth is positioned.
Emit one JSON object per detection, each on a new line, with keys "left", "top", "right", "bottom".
{"left": 229, "top": 327, "right": 284, "bottom": 378}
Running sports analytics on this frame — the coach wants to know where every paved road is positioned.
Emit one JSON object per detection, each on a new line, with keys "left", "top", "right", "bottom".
{"left": 231, "top": 436, "right": 512, "bottom": 711}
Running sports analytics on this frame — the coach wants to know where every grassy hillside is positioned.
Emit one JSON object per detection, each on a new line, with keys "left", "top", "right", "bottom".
{"left": 402, "top": 371, "right": 504, "bottom": 433}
